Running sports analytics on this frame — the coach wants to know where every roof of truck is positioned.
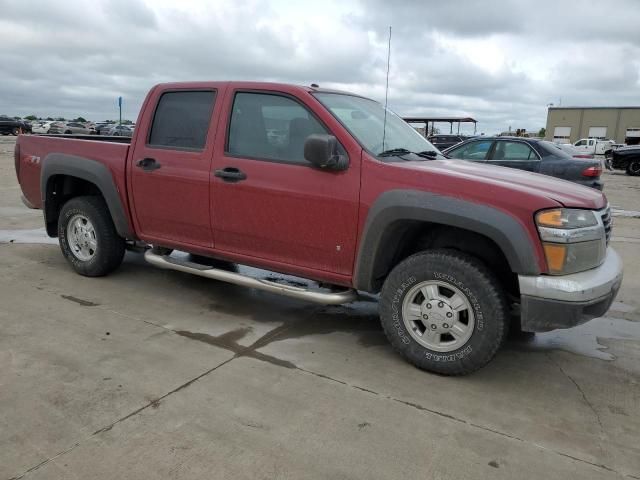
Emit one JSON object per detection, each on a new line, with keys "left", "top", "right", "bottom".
{"left": 152, "top": 81, "right": 369, "bottom": 98}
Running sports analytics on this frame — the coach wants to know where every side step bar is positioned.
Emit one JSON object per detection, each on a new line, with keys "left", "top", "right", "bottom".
{"left": 144, "top": 250, "right": 357, "bottom": 305}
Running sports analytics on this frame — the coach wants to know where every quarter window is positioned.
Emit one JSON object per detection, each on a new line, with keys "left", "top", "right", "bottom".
{"left": 227, "top": 92, "right": 329, "bottom": 164}
{"left": 148, "top": 91, "right": 216, "bottom": 150}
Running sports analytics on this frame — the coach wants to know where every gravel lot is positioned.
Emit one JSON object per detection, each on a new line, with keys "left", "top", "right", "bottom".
{"left": 2, "top": 135, "right": 640, "bottom": 479}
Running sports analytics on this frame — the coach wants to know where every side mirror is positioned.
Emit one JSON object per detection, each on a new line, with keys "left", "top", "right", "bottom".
{"left": 304, "top": 134, "right": 349, "bottom": 171}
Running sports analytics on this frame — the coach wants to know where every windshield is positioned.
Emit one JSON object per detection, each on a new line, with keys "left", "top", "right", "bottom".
{"left": 314, "top": 93, "right": 445, "bottom": 160}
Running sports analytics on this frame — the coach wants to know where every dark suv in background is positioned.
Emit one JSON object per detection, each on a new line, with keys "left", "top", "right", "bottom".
{"left": 0, "top": 116, "right": 32, "bottom": 135}
{"left": 428, "top": 134, "right": 471, "bottom": 151}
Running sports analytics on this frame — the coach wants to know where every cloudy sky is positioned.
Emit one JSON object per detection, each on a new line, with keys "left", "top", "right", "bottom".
{"left": 1, "top": 0, "right": 639, "bottom": 134}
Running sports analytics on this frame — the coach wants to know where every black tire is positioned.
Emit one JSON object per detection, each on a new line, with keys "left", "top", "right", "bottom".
{"left": 64, "top": 130, "right": 72, "bottom": 134}
{"left": 58, "top": 196, "right": 125, "bottom": 276}
{"left": 626, "top": 160, "right": 640, "bottom": 176}
{"left": 11, "top": 127, "right": 20, "bottom": 135}
{"left": 379, "top": 249, "right": 509, "bottom": 375}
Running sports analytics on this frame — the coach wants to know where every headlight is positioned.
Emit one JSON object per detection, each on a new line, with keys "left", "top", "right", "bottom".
{"left": 535, "top": 208, "right": 606, "bottom": 275}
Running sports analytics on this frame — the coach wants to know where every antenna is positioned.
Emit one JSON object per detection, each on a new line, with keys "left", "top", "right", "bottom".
{"left": 382, "top": 26, "right": 392, "bottom": 152}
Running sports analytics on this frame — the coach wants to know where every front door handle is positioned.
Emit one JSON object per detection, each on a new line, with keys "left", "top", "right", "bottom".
{"left": 214, "top": 167, "right": 247, "bottom": 182}
{"left": 136, "top": 157, "right": 161, "bottom": 171}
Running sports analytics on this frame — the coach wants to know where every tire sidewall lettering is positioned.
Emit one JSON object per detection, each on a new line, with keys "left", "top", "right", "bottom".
{"left": 391, "top": 275, "right": 416, "bottom": 344}
{"left": 433, "top": 271, "right": 484, "bottom": 331}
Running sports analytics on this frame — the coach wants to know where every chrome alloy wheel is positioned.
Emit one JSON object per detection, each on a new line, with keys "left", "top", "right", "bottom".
{"left": 401, "top": 280, "right": 475, "bottom": 352}
{"left": 67, "top": 214, "right": 97, "bottom": 261}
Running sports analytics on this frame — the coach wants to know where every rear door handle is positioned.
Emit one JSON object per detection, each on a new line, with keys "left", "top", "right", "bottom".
{"left": 136, "top": 157, "right": 161, "bottom": 171}
{"left": 214, "top": 167, "right": 247, "bottom": 182}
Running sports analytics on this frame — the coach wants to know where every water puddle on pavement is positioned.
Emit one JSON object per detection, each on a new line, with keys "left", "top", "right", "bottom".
{"left": 510, "top": 315, "right": 640, "bottom": 360}
{"left": 0, "top": 228, "right": 57, "bottom": 245}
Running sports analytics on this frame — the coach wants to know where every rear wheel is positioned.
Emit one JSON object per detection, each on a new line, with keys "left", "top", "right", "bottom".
{"left": 58, "top": 196, "right": 125, "bottom": 276}
{"left": 11, "top": 127, "right": 20, "bottom": 135}
{"left": 627, "top": 160, "right": 640, "bottom": 176}
{"left": 379, "top": 249, "right": 509, "bottom": 375}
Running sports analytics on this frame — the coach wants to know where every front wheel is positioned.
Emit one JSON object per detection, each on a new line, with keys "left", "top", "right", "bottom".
{"left": 58, "top": 196, "right": 125, "bottom": 276}
{"left": 627, "top": 160, "right": 640, "bottom": 176}
{"left": 379, "top": 250, "right": 509, "bottom": 375}
{"left": 11, "top": 127, "right": 20, "bottom": 135}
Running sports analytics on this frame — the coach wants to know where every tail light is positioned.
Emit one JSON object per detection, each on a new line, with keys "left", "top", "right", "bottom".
{"left": 582, "top": 165, "right": 602, "bottom": 177}
{"left": 573, "top": 154, "right": 594, "bottom": 159}
{"left": 14, "top": 141, "right": 21, "bottom": 179}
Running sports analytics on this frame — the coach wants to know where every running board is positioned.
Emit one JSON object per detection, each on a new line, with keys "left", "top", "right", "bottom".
{"left": 144, "top": 250, "right": 357, "bottom": 305}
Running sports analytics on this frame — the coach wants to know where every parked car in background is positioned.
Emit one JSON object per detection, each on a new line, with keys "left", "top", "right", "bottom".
{"left": 49, "top": 122, "right": 91, "bottom": 135}
{"left": 443, "top": 137, "right": 603, "bottom": 189}
{"left": 106, "top": 124, "right": 133, "bottom": 137}
{"left": 427, "top": 134, "right": 470, "bottom": 151}
{"left": 573, "top": 138, "right": 619, "bottom": 156}
{"left": 32, "top": 121, "right": 55, "bottom": 134}
{"left": 551, "top": 142, "right": 594, "bottom": 159}
{"left": 95, "top": 123, "right": 114, "bottom": 135}
{"left": 610, "top": 145, "right": 640, "bottom": 176}
{"left": 0, "top": 116, "right": 30, "bottom": 135}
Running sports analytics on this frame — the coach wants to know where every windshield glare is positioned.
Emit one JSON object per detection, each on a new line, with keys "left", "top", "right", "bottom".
{"left": 314, "top": 93, "right": 443, "bottom": 159}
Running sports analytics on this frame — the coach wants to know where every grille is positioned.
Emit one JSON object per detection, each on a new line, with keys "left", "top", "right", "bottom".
{"left": 600, "top": 206, "right": 612, "bottom": 245}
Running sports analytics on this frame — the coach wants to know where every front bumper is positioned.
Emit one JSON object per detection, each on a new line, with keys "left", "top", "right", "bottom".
{"left": 518, "top": 248, "right": 623, "bottom": 332}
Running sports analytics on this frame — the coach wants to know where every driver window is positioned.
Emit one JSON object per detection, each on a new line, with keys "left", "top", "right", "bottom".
{"left": 227, "top": 92, "right": 330, "bottom": 165}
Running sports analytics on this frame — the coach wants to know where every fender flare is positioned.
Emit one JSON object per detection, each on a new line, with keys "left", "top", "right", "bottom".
{"left": 353, "top": 189, "right": 541, "bottom": 292}
{"left": 41, "top": 153, "right": 134, "bottom": 238}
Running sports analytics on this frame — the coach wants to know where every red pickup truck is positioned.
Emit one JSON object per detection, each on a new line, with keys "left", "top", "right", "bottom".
{"left": 14, "top": 81, "right": 623, "bottom": 375}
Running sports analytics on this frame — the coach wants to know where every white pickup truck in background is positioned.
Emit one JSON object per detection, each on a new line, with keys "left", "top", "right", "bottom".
{"left": 572, "top": 138, "right": 623, "bottom": 155}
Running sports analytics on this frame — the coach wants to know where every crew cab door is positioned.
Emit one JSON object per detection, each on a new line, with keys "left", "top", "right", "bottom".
{"left": 210, "top": 88, "right": 361, "bottom": 277}
{"left": 486, "top": 140, "right": 541, "bottom": 172}
{"left": 128, "top": 88, "right": 219, "bottom": 247}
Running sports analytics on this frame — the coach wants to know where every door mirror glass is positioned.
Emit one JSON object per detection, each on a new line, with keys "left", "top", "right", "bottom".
{"left": 304, "top": 134, "right": 348, "bottom": 170}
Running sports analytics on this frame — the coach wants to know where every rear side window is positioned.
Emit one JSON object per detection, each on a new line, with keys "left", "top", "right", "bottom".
{"left": 448, "top": 140, "right": 493, "bottom": 160}
{"left": 227, "top": 92, "right": 329, "bottom": 165}
{"left": 148, "top": 91, "right": 216, "bottom": 150}
{"left": 494, "top": 141, "right": 537, "bottom": 160}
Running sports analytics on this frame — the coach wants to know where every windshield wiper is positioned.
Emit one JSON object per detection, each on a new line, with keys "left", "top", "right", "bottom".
{"left": 415, "top": 150, "right": 439, "bottom": 159}
{"left": 378, "top": 148, "right": 440, "bottom": 160}
{"left": 378, "top": 148, "right": 413, "bottom": 157}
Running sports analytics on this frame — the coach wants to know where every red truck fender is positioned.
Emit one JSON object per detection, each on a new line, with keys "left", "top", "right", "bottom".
{"left": 353, "top": 189, "right": 541, "bottom": 293}
{"left": 40, "top": 153, "right": 135, "bottom": 239}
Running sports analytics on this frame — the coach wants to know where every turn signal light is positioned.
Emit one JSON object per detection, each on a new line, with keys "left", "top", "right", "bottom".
{"left": 543, "top": 243, "right": 567, "bottom": 273}
{"left": 582, "top": 165, "right": 602, "bottom": 177}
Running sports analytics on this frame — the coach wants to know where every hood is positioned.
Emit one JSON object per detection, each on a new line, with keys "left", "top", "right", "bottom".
{"left": 398, "top": 159, "right": 607, "bottom": 210}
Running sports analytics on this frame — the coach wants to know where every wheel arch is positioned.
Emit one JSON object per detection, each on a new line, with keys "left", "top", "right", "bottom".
{"left": 41, "top": 154, "right": 134, "bottom": 239}
{"left": 353, "top": 190, "right": 540, "bottom": 293}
